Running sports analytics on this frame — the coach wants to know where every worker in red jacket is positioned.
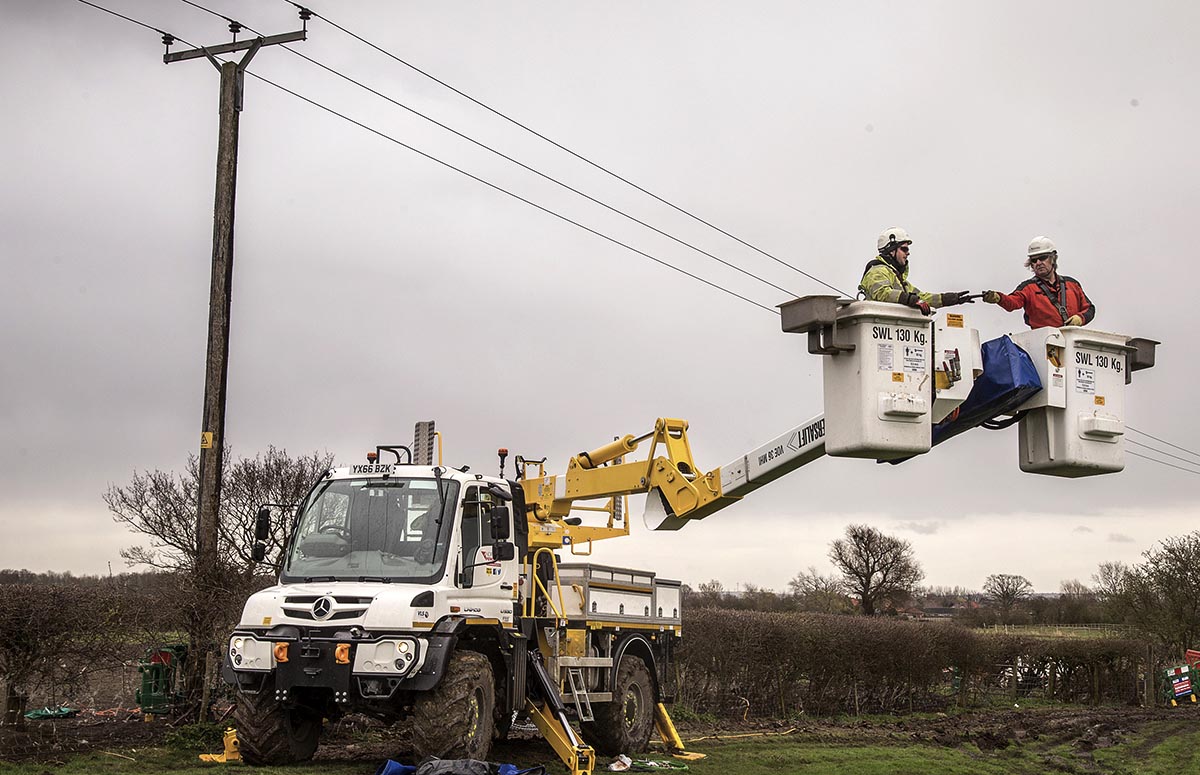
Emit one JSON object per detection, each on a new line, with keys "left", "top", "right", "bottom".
{"left": 982, "top": 237, "right": 1095, "bottom": 329}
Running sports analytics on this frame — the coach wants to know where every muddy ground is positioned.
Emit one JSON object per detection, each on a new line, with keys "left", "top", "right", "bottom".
{"left": 3, "top": 704, "right": 1198, "bottom": 767}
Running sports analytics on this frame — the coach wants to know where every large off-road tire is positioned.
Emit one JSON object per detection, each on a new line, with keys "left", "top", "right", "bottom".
{"left": 233, "top": 679, "right": 322, "bottom": 765}
{"left": 412, "top": 650, "right": 496, "bottom": 760}
{"left": 583, "top": 656, "right": 656, "bottom": 755}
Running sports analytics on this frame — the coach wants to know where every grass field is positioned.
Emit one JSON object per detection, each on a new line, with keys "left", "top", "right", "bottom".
{"left": 5, "top": 713, "right": 1200, "bottom": 775}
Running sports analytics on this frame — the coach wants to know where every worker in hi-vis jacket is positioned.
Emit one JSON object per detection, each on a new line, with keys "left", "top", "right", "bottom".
{"left": 859, "top": 227, "right": 974, "bottom": 315}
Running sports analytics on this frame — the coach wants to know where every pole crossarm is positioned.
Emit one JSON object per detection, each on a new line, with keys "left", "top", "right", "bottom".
{"left": 164, "top": 30, "right": 305, "bottom": 63}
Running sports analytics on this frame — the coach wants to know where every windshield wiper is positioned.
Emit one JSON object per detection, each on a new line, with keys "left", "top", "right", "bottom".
{"left": 357, "top": 576, "right": 394, "bottom": 583}
{"left": 303, "top": 576, "right": 340, "bottom": 582}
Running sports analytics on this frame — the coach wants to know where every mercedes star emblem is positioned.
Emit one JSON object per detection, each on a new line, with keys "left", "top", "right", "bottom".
{"left": 312, "top": 596, "right": 334, "bottom": 620}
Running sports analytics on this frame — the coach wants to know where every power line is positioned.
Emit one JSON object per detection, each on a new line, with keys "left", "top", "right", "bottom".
{"left": 75, "top": 0, "right": 175, "bottom": 36}
{"left": 1126, "top": 426, "right": 1200, "bottom": 462}
{"left": 84, "top": 0, "right": 779, "bottom": 314}
{"left": 176, "top": 1, "right": 805, "bottom": 302}
{"left": 1126, "top": 439, "right": 1200, "bottom": 468}
{"left": 177, "top": 0, "right": 235, "bottom": 25}
{"left": 239, "top": 70, "right": 780, "bottom": 315}
{"left": 1126, "top": 450, "right": 1200, "bottom": 477}
{"left": 283, "top": 1, "right": 852, "bottom": 298}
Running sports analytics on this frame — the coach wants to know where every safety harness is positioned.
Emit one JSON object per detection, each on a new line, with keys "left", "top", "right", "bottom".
{"left": 1034, "top": 275, "right": 1070, "bottom": 325}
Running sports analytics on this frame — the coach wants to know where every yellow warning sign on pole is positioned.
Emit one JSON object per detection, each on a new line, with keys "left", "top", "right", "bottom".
{"left": 201, "top": 432, "right": 214, "bottom": 449}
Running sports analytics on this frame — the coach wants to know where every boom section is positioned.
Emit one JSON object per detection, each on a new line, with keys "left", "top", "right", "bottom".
{"left": 519, "top": 415, "right": 832, "bottom": 542}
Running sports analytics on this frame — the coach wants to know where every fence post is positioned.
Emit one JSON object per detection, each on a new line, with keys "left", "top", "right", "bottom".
{"left": 199, "top": 651, "right": 215, "bottom": 722}
{"left": 1144, "top": 644, "right": 1155, "bottom": 707}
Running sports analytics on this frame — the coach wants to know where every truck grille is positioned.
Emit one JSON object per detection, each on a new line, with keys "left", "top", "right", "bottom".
{"left": 281, "top": 595, "right": 371, "bottom": 621}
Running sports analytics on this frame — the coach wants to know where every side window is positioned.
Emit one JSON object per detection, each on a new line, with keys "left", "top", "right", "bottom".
{"left": 461, "top": 486, "right": 483, "bottom": 562}
{"left": 479, "top": 490, "right": 496, "bottom": 545}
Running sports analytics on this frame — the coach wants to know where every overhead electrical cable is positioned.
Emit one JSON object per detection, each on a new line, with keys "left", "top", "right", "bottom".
{"left": 81, "top": 0, "right": 779, "bottom": 314}
{"left": 178, "top": 0, "right": 236, "bottom": 25}
{"left": 176, "top": 0, "right": 806, "bottom": 301}
{"left": 240, "top": 70, "right": 779, "bottom": 314}
{"left": 1126, "top": 426, "right": 1200, "bottom": 462}
{"left": 1126, "top": 450, "right": 1200, "bottom": 477}
{"left": 76, "top": 0, "right": 176, "bottom": 36}
{"left": 282, "top": 0, "right": 852, "bottom": 298}
{"left": 1126, "top": 439, "right": 1200, "bottom": 468}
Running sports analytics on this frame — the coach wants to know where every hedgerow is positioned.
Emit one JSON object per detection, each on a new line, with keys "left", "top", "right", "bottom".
{"left": 674, "top": 608, "right": 1146, "bottom": 717}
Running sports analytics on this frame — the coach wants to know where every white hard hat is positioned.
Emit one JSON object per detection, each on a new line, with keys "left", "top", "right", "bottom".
{"left": 1027, "top": 236, "right": 1057, "bottom": 257}
{"left": 877, "top": 227, "right": 912, "bottom": 253}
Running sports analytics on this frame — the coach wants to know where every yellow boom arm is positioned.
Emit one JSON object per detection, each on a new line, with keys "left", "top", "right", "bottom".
{"left": 517, "top": 418, "right": 740, "bottom": 550}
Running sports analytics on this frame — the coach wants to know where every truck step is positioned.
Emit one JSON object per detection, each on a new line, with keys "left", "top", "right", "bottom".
{"left": 564, "top": 667, "right": 594, "bottom": 722}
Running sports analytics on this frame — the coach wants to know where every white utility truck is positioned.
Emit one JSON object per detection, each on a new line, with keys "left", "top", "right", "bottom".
{"left": 223, "top": 298, "right": 1157, "bottom": 774}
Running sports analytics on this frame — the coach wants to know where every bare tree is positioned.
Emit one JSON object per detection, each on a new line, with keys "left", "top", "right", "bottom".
{"left": 1059, "top": 579, "right": 1091, "bottom": 597}
{"left": 982, "top": 573, "right": 1033, "bottom": 623}
{"left": 1114, "top": 533, "right": 1200, "bottom": 654}
{"left": 828, "top": 525, "right": 924, "bottom": 616}
{"left": 788, "top": 566, "right": 852, "bottom": 614}
{"left": 104, "top": 446, "right": 333, "bottom": 704}
{"left": 1093, "top": 561, "right": 1130, "bottom": 621}
{"left": 105, "top": 446, "right": 333, "bottom": 578}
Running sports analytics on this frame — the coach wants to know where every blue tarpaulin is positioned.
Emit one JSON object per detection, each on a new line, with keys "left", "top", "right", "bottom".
{"left": 888, "top": 334, "right": 1042, "bottom": 464}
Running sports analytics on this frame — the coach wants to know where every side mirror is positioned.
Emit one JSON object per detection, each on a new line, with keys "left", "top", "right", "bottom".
{"left": 251, "top": 543, "right": 267, "bottom": 562}
{"left": 492, "top": 541, "right": 516, "bottom": 562}
{"left": 255, "top": 507, "right": 271, "bottom": 542}
{"left": 489, "top": 505, "right": 511, "bottom": 541}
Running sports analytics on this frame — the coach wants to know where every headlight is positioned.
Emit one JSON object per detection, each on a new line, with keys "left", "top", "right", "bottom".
{"left": 228, "top": 636, "right": 274, "bottom": 671}
{"left": 353, "top": 638, "right": 422, "bottom": 676}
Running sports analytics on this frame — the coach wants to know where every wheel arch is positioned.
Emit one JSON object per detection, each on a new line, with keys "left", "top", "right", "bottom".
{"left": 612, "top": 634, "right": 660, "bottom": 701}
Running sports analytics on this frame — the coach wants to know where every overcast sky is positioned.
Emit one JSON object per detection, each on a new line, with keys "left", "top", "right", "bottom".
{"left": 3, "top": 1, "right": 1198, "bottom": 594}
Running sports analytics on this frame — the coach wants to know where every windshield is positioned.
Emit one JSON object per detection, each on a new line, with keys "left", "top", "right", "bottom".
{"left": 282, "top": 477, "right": 460, "bottom": 583}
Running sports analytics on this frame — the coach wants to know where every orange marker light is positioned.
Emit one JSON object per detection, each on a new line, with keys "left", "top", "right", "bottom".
{"left": 273, "top": 642, "right": 289, "bottom": 663}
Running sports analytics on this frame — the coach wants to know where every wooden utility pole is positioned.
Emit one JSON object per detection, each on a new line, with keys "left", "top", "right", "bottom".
{"left": 164, "top": 26, "right": 306, "bottom": 586}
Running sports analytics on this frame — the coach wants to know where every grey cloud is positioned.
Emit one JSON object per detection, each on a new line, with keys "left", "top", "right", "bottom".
{"left": 897, "top": 521, "right": 943, "bottom": 536}
{"left": 1108, "top": 534, "right": 1136, "bottom": 544}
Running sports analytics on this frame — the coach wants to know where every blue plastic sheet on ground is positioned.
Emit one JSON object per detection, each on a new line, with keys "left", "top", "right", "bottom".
{"left": 376, "top": 762, "right": 418, "bottom": 775}
{"left": 376, "top": 760, "right": 543, "bottom": 775}
{"left": 888, "top": 334, "right": 1042, "bottom": 464}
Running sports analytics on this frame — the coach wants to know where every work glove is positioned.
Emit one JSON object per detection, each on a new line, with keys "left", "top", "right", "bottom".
{"left": 900, "top": 292, "right": 933, "bottom": 315}
{"left": 941, "top": 291, "right": 975, "bottom": 306}
{"left": 983, "top": 290, "right": 1002, "bottom": 304}
{"left": 1065, "top": 314, "right": 1084, "bottom": 326}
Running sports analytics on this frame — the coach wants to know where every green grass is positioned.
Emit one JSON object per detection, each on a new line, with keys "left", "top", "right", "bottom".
{"left": 1093, "top": 721, "right": 1200, "bottom": 775}
{"left": 8, "top": 718, "right": 1200, "bottom": 775}
{"left": 981, "top": 625, "right": 1135, "bottom": 640}
{"left": 679, "top": 739, "right": 1041, "bottom": 775}
{"left": 0, "top": 738, "right": 1087, "bottom": 775}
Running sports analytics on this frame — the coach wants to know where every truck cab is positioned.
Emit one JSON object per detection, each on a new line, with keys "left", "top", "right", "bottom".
{"left": 225, "top": 464, "right": 526, "bottom": 760}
